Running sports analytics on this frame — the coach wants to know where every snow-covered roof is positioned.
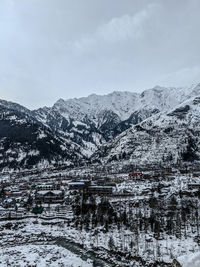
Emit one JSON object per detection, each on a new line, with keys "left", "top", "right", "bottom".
{"left": 68, "top": 182, "right": 85, "bottom": 186}
{"left": 37, "top": 190, "right": 63, "bottom": 195}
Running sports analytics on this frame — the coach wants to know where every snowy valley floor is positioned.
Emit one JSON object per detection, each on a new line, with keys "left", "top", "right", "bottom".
{"left": 0, "top": 216, "right": 199, "bottom": 266}
{"left": 0, "top": 244, "right": 93, "bottom": 267}
{"left": 1, "top": 168, "right": 200, "bottom": 266}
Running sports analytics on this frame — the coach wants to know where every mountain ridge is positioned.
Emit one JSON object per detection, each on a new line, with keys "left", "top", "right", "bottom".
{"left": 92, "top": 92, "right": 200, "bottom": 170}
{"left": 1, "top": 83, "right": 200, "bottom": 170}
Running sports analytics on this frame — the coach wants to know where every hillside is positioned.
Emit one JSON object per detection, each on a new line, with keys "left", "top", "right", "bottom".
{"left": 0, "top": 102, "right": 83, "bottom": 171}
{"left": 92, "top": 93, "right": 200, "bottom": 169}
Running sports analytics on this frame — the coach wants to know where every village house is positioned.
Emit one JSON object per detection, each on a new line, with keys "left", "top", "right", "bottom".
{"left": 68, "top": 181, "right": 87, "bottom": 190}
{"left": 36, "top": 182, "right": 61, "bottom": 191}
{"left": 87, "top": 186, "right": 113, "bottom": 195}
{"left": 35, "top": 190, "right": 64, "bottom": 204}
{"left": 129, "top": 172, "right": 143, "bottom": 181}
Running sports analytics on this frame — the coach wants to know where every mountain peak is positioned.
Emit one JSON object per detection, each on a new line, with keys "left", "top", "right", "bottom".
{"left": 1, "top": 82, "right": 200, "bottom": 170}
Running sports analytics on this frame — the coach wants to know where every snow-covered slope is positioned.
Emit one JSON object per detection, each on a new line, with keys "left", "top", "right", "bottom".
{"left": 0, "top": 101, "right": 84, "bottom": 171}
{"left": 92, "top": 92, "right": 200, "bottom": 168}
{"left": 33, "top": 107, "right": 105, "bottom": 157}
{"left": 53, "top": 84, "right": 199, "bottom": 122}
{"left": 53, "top": 91, "right": 138, "bottom": 122}
{"left": 34, "top": 83, "right": 200, "bottom": 157}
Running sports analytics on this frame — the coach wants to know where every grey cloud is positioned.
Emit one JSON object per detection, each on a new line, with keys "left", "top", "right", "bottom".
{"left": 0, "top": 0, "right": 200, "bottom": 109}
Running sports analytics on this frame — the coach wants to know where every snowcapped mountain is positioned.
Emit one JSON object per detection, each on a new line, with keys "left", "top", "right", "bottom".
{"left": 0, "top": 99, "right": 33, "bottom": 118}
{"left": 92, "top": 89, "right": 200, "bottom": 168}
{"left": 53, "top": 84, "right": 199, "bottom": 122}
{"left": 53, "top": 91, "right": 138, "bottom": 122}
{"left": 0, "top": 101, "right": 84, "bottom": 171}
{"left": 34, "top": 83, "right": 200, "bottom": 156}
{"left": 1, "top": 83, "right": 200, "bottom": 170}
{"left": 33, "top": 107, "right": 106, "bottom": 157}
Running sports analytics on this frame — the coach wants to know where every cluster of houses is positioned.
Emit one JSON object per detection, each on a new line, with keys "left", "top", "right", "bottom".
{"left": 34, "top": 177, "right": 117, "bottom": 204}
{"left": 0, "top": 176, "right": 117, "bottom": 210}
{"left": 68, "top": 179, "right": 114, "bottom": 193}
{"left": 1, "top": 168, "right": 200, "bottom": 214}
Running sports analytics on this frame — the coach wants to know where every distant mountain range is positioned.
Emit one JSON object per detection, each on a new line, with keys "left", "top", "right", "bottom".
{"left": 1, "top": 83, "right": 200, "bottom": 171}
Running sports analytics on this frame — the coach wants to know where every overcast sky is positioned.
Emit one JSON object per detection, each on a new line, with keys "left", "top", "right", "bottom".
{"left": 0, "top": 0, "right": 200, "bottom": 109}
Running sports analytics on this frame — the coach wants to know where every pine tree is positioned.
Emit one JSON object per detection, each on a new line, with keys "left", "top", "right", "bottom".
{"left": 108, "top": 236, "right": 115, "bottom": 250}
